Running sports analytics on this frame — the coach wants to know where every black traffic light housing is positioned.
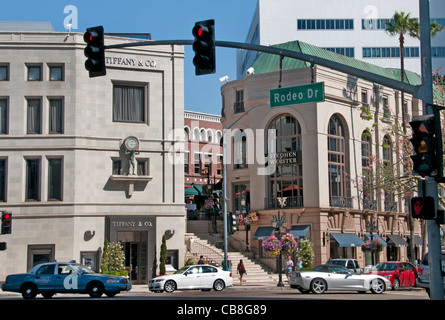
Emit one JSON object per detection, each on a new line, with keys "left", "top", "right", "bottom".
{"left": 227, "top": 213, "right": 237, "bottom": 234}
{"left": 411, "top": 197, "right": 436, "bottom": 220}
{"left": 1, "top": 211, "right": 11, "bottom": 234}
{"left": 192, "top": 19, "right": 216, "bottom": 75}
{"left": 409, "top": 114, "right": 439, "bottom": 177}
{"left": 84, "top": 26, "right": 106, "bottom": 78}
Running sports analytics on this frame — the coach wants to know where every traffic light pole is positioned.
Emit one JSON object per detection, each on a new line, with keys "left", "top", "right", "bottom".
{"left": 418, "top": 0, "right": 444, "bottom": 300}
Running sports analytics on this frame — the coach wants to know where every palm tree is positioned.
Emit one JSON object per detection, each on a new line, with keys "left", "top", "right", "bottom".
{"left": 384, "top": 12, "right": 443, "bottom": 263}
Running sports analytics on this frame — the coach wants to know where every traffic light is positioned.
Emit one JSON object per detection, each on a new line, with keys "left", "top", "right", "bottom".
{"left": 409, "top": 114, "right": 438, "bottom": 177}
{"left": 1, "top": 211, "right": 11, "bottom": 234}
{"left": 192, "top": 19, "right": 215, "bottom": 75}
{"left": 228, "top": 213, "right": 237, "bottom": 234}
{"left": 84, "top": 26, "right": 106, "bottom": 78}
{"left": 411, "top": 197, "right": 436, "bottom": 220}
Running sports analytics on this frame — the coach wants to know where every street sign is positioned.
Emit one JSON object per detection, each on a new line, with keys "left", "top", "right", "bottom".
{"left": 270, "top": 82, "right": 324, "bottom": 108}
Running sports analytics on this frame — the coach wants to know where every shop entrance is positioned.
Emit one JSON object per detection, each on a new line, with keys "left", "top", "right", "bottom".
{"left": 118, "top": 231, "right": 148, "bottom": 284}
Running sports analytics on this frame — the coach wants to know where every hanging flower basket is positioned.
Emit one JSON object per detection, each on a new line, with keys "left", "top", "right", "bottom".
{"left": 361, "top": 238, "right": 383, "bottom": 252}
{"left": 262, "top": 233, "right": 298, "bottom": 258}
{"left": 237, "top": 211, "right": 259, "bottom": 226}
{"left": 261, "top": 236, "right": 281, "bottom": 258}
{"left": 204, "top": 198, "right": 214, "bottom": 210}
{"left": 280, "top": 233, "right": 298, "bottom": 256}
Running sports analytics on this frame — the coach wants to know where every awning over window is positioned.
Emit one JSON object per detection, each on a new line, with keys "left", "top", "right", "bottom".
{"left": 185, "top": 185, "right": 202, "bottom": 196}
{"left": 253, "top": 227, "right": 275, "bottom": 240}
{"left": 406, "top": 235, "right": 423, "bottom": 247}
{"left": 289, "top": 225, "right": 310, "bottom": 239}
{"left": 330, "top": 233, "right": 364, "bottom": 247}
{"left": 364, "top": 234, "right": 388, "bottom": 247}
{"left": 386, "top": 234, "right": 408, "bottom": 247}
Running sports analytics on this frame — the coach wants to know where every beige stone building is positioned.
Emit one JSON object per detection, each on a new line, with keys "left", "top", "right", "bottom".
{"left": 222, "top": 41, "right": 424, "bottom": 269}
{"left": 0, "top": 26, "right": 185, "bottom": 284}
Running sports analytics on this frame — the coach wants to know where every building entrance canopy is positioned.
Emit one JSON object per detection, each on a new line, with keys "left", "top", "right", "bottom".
{"left": 330, "top": 233, "right": 363, "bottom": 247}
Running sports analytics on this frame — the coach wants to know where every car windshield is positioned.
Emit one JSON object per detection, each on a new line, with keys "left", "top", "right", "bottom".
{"left": 327, "top": 260, "right": 343, "bottom": 266}
{"left": 73, "top": 264, "right": 96, "bottom": 274}
{"left": 372, "top": 263, "right": 398, "bottom": 271}
{"left": 174, "top": 266, "right": 191, "bottom": 274}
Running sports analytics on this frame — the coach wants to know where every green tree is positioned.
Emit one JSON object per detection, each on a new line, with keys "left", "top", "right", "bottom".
{"left": 384, "top": 12, "right": 443, "bottom": 262}
{"left": 297, "top": 239, "right": 314, "bottom": 270}
{"left": 159, "top": 235, "right": 167, "bottom": 275}
{"left": 100, "top": 239, "right": 110, "bottom": 273}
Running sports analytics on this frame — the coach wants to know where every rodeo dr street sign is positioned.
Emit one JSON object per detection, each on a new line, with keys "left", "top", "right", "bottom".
{"left": 270, "top": 82, "right": 324, "bottom": 107}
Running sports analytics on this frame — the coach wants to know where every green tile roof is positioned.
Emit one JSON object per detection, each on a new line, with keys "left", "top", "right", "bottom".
{"left": 249, "top": 40, "right": 422, "bottom": 86}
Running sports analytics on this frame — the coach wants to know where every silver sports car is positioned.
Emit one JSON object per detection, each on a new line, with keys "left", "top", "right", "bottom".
{"left": 289, "top": 264, "right": 392, "bottom": 294}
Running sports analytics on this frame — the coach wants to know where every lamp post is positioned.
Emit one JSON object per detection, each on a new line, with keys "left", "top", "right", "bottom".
{"left": 272, "top": 197, "right": 288, "bottom": 287}
{"left": 366, "top": 215, "right": 378, "bottom": 265}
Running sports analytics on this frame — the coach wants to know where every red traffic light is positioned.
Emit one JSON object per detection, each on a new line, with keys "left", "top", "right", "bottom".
{"left": 3, "top": 213, "right": 10, "bottom": 220}
{"left": 411, "top": 197, "right": 436, "bottom": 219}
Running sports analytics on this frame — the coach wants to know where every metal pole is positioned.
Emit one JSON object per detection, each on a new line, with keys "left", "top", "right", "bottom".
{"left": 419, "top": 0, "right": 444, "bottom": 300}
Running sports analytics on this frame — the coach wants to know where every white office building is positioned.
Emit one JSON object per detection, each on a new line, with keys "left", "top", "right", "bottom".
{"left": 237, "top": 0, "right": 445, "bottom": 78}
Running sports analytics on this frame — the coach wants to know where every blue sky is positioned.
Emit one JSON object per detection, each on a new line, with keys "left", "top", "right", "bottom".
{"left": 2, "top": 0, "right": 258, "bottom": 115}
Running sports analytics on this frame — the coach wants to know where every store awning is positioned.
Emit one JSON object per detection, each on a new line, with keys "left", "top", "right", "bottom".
{"left": 289, "top": 225, "right": 310, "bottom": 239}
{"left": 185, "top": 185, "right": 202, "bottom": 196}
{"left": 253, "top": 227, "right": 275, "bottom": 240}
{"left": 330, "top": 233, "right": 364, "bottom": 247}
{"left": 386, "top": 234, "right": 408, "bottom": 247}
{"left": 364, "top": 234, "right": 388, "bottom": 247}
{"left": 406, "top": 235, "right": 423, "bottom": 247}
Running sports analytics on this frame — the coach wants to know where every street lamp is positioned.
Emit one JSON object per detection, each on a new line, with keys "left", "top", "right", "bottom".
{"left": 272, "top": 197, "right": 288, "bottom": 287}
{"left": 366, "top": 215, "right": 378, "bottom": 265}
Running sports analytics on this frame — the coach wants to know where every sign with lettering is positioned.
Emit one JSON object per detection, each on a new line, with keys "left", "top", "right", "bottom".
{"left": 269, "top": 151, "right": 300, "bottom": 165}
{"left": 108, "top": 216, "right": 155, "bottom": 231}
{"left": 270, "top": 82, "right": 324, "bottom": 107}
{"left": 106, "top": 56, "right": 157, "bottom": 69}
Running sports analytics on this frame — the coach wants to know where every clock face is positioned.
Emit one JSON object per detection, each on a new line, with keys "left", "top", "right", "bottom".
{"left": 125, "top": 137, "right": 139, "bottom": 150}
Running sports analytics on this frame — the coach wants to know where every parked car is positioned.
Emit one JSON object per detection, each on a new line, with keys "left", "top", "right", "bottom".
{"left": 326, "top": 259, "right": 363, "bottom": 274}
{"left": 289, "top": 264, "right": 391, "bottom": 294}
{"left": 416, "top": 250, "right": 445, "bottom": 298}
{"left": 1, "top": 262, "right": 131, "bottom": 299}
{"left": 368, "top": 261, "right": 418, "bottom": 290}
{"left": 149, "top": 264, "right": 232, "bottom": 293}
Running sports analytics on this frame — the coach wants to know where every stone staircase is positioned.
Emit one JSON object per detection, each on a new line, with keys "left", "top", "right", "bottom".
{"left": 187, "top": 221, "right": 279, "bottom": 285}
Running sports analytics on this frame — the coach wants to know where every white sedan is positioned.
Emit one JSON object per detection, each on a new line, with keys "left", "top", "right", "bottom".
{"left": 149, "top": 265, "right": 233, "bottom": 293}
{"left": 289, "top": 264, "right": 392, "bottom": 294}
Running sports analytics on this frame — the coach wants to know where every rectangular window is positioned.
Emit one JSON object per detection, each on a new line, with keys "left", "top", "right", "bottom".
{"left": 26, "top": 158, "right": 41, "bottom": 201}
{"left": 27, "top": 98, "right": 41, "bottom": 134}
{"left": 49, "top": 98, "right": 64, "bottom": 134}
{"left": 113, "top": 84, "right": 146, "bottom": 123}
{"left": 112, "top": 159, "right": 122, "bottom": 175}
{"left": 27, "top": 64, "right": 42, "bottom": 81}
{"left": 49, "top": 65, "right": 64, "bottom": 81}
{"left": 137, "top": 158, "right": 149, "bottom": 176}
{"left": 0, "top": 159, "right": 6, "bottom": 202}
{"left": 234, "top": 90, "right": 244, "bottom": 113}
{"left": 0, "top": 65, "right": 9, "bottom": 81}
{"left": 0, "top": 98, "right": 8, "bottom": 134}
{"left": 297, "top": 19, "right": 353, "bottom": 30}
{"left": 194, "top": 153, "right": 201, "bottom": 174}
{"left": 48, "top": 158, "right": 62, "bottom": 201}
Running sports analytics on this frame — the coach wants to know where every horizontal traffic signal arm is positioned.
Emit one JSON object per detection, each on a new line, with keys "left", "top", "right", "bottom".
{"left": 104, "top": 39, "right": 419, "bottom": 98}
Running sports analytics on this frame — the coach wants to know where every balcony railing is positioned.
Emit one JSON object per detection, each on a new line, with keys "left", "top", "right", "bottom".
{"left": 330, "top": 196, "right": 353, "bottom": 208}
{"left": 384, "top": 201, "right": 398, "bottom": 212}
{"left": 265, "top": 196, "right": 303, "bottom": 209}
{"left": 234, "top": 101, "right": 245, "bottom": 114}
{"left": 363, "top": 199, "right": 378, "bottom": 210}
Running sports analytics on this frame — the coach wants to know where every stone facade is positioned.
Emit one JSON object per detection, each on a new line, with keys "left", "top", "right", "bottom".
{"left": 0, "top": 31, "right": 185, "bottom": 283}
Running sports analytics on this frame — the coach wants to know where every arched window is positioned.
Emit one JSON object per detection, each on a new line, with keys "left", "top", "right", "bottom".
{"left": 361, "top": 131, "right": 375, "bottom": 209}
{"left": 267, "top": 114, "right": 303, "bottom": 208}
{"left": 184, "top": 127, "right": 190, "bottom": 141}
{"left": 328, "top": 115, "right": 350, "bottom": 207}
{"left": 382, "top": 135, "right": 396, "bottom": 210}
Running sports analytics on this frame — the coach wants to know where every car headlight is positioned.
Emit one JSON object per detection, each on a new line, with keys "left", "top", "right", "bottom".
{"left": 384, "top": 275, "right": 392, "bottom": 279}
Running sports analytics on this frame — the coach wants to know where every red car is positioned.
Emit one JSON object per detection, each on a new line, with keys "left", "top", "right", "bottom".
{"left": 368, "top": 262, "right": 418, "bottom": 290}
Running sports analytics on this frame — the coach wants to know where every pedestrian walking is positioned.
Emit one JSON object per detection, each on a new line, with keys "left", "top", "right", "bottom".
{"left": 237, "top": 259, "right": 247, "bottom": 285}
{"left": 283, "top": 255, "right": 294, "bottom": 280}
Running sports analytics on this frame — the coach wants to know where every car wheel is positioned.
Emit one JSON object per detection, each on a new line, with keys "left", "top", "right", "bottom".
{"left": 370, "top": 278, "right": 385, "bottom": 294}
{"left": 21, "top": 283, "right": 38, "bottom": 299}
{"left": 310, "top": 278, "right": 327, "bottom": 294}
{"left": 213, "top": 279, "right": 225, "bottom": 291}
{"left": 164, "top": 280, "right": 176, "bottom": 293}
{"left": 105, "top": 292, "right": 117, "bottom": 297}
{"left": 87, "top": 282, "right": 104, "bottom": 298}
{"left": 392, "top": 278, "right": 400, "bottom": 291}
{"left": 42, "top": 292, "right": 55, "bottom": 299}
